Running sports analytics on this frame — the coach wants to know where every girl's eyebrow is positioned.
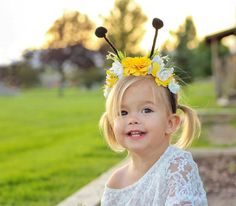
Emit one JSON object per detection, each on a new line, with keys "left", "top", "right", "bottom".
{"left": 121, "top": 100, "right": 155, "bottom": 108}
{"left": 143, "top": 100, "right": 155, "bottom": 105}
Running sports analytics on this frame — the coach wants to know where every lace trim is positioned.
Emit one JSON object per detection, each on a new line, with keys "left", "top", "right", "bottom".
{"left": 105, "top": 146, "right": 173, "bottom": 192}
{"left": 101, "top": 146, "right": 208, "bottom": 206}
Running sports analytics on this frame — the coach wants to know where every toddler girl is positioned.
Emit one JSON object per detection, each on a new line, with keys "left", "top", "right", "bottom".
{"left": 96, "top": 18, "right": 208, "bottom": 206}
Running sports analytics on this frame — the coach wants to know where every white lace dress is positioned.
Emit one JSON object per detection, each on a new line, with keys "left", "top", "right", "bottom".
{"left": 101, "top": 146, "right": 208, "bottom": 206}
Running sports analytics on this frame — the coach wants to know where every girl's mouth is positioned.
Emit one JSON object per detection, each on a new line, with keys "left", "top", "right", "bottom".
{"left": 127, "top": 130, "right": 146, "bottom": 140}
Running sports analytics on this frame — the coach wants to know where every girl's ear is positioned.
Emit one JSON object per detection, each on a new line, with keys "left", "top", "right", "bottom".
{"left": 166, "top": 114, "right": 180, "bottom": 135}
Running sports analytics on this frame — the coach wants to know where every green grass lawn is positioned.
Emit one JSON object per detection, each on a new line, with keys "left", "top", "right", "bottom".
{"left": 181, "top": 79, "right": 236, "bottom": 112}
{"left": 0, "top": 79, "right": 235, "bottom": 205}
{"left": 0, "top": 88, "right": 125, "bottom": 206}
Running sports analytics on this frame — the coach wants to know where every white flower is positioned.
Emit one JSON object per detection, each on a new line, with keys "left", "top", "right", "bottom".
{"left": 152, "top": 55, "right": 163, "bottom": 64}
{"left": 152, "top": 55, "right": 165, "bottom": 69}
{"left": 157, "top": 67, "right": 174, "bottom": 81}
{"left": 168, "top": 80, "right": 180, "bottom": 94}
{"left": 110, "top": 61, "right": 123, "bottom": 79}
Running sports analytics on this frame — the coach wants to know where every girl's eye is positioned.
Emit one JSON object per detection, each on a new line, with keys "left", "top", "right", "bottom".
{"left": 142, "top": 108, "right": 153, "bottom": 113}
{"left": 120, "top": 110, "right": 128, "bottom": 116}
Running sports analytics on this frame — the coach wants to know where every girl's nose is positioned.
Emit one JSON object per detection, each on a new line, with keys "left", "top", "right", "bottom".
{"left": 128, "top": 115, "right": 140, "bottom": 125}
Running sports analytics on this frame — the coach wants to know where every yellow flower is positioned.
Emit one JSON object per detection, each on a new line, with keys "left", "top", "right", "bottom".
{"left": 122, "top": 57, "right": 151, "bottom": 76}
{"left": 151, "top": 62, "right": 161, "bottom": 77}
{"left": 151, "top": 62, "right": 172, "bottom": 87}
{"left": 155, "top": 76, "right": 172, "bottom": 87}
{"left": 106, "top": 70, "right": 118, "bottom": 87}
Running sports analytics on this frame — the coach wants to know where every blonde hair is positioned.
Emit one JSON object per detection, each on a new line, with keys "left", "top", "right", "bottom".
{"left": 99, "top": 75, "right": 200, "bottom": 152}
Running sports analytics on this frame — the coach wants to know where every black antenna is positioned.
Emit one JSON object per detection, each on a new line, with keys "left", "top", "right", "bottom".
{"left": 149, "top": 18, "right": 164, "bottom": 58}
{"left": 95, "top": 27, "right": 120, "bottom": 59}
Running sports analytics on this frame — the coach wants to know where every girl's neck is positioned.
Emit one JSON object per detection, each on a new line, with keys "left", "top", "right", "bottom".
{"left": 128, "top": 142, "right": 169, "bottom": 174}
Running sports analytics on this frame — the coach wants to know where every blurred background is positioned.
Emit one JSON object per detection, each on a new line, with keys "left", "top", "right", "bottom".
{"left": 0, "top": 0, "right": 235, "bottom": 205}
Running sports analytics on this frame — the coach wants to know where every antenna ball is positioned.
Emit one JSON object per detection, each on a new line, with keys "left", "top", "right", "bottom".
{"left": 95, "top": 27, "right": 107, "bottom": 38}
{"left": 152, "top": 18, "right": 164, "bottom": 29}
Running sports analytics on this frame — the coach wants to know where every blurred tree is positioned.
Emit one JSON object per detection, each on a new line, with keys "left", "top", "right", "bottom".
{"left": 162, "top": 17, "right": 230, "bottom": 81}
{"left": 102, "top": 0, "right": 147, "bottom": 55}
{"left": 72, "top": 67, "right": 104, "bottom": 89}
{"left": 171, "top": 16, "right": 197, "bottom": 83}
{"left": 43, "top": 10, "right": 96, "bottom": 96}
{"left": 192, "top": 40, "right": 229, "bottom": 78}
{"left": 16, "top": 63, "right": 40, "bottom": 87}
{"left": 191, "top": 41, "right": 212, "bottom": 77}
{"left": 5, "top": 62, "right": 39, "bottom": 88}
{"left": 44, "top": 10, "right": 95, "bottom": 49}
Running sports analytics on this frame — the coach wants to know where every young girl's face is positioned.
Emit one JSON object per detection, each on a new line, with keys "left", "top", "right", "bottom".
{"left": 113, "top": 79, "right": 174, "bottom": 154}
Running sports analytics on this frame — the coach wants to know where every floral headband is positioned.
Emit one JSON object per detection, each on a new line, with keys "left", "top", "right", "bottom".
{"left": 95, "top": 18, "right": 180, "bottom": 97}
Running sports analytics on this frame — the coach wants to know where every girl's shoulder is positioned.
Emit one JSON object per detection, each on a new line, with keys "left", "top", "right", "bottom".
{"left": 165, "top": 146, "right": 198, "bottom": 177}
{"left": 167, "top": 146, "right": 194, "bottom": 163}
{"left": 106, "top": 163, "right": 129, "bottom": 189}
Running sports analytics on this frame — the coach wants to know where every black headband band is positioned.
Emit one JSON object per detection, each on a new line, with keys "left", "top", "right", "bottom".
{"left": 169, "top": 92, "right": 177, "bottom": 113}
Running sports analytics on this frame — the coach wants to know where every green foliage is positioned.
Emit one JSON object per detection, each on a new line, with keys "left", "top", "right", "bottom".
{"left": 17, "top": 64, "right": 40, "bottom": 87}
{"left": 44, "top": 10, "right": 95, "bottom": 49}
{"left": 171, "top": 17, "right": 197, "bottom": 83}
{"left": 6, "top": 62, "right": 40, "bottom": 87}
{"left": 164, "top": 16, "right": 230, "bottom": 82}
{"left": 73, "top": 68, "right": 105, "bottom": 89}
{"left": 191, "top": 42, "right": 212, "bottom": 77}
{"left": 218, "top": 41, "right": 230, "bottom": 56}
{"left": 191, "top": 41, "right": 229, "bottom": 78}
{"left": 102, "top": 0, "right": 147, "bottom": 55}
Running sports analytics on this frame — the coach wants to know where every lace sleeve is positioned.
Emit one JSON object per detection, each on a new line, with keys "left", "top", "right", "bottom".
{"left": 165, "top": 152, "right": 208, "bottom": 206}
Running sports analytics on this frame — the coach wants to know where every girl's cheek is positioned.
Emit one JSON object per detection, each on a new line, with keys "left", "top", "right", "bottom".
{"left": 114, "top": 119, "right": 122, "bottom": 130}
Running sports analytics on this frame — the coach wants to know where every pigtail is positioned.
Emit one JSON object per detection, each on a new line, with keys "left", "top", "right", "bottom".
{"left": 175, "top": 104, "right": 201, "bottom": 149}
{"left": 99, "top": 112, "right": 125, "bottom": 152}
